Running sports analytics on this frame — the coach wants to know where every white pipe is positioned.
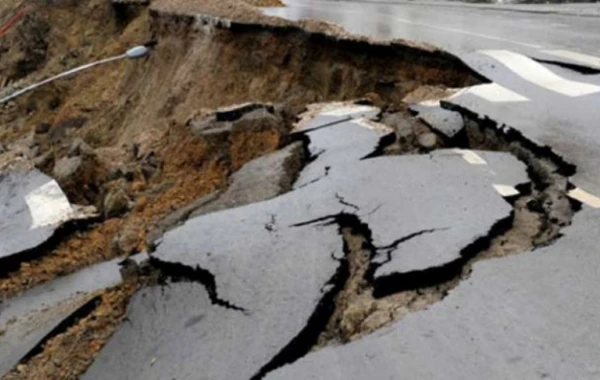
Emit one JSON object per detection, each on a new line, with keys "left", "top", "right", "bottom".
{"left": 0, "top": 45, "right": 149, "bottom": 105}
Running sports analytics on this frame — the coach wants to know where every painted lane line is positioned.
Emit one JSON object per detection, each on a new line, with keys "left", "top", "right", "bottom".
{"left": 568, "top": 187, "right": 600, "bottom": 209}
{"left": 479, "top": 50, "right": 600, "bottom": 97}
{"left": 493, "top": 184, "right": 520, "bottom": 197}
{"left": 541, "top": 50, "right": 600, "bottom": 70}
{"left": 351, "top": 118, "right": 394, "bottom": 134}
{"left": 322, "top": 105, "right": 379, "bottom": 118}
{"left": 452, "top": 83, "right": 530, "bottom": 103}
{"left": 452, "top": 149, "right": 487, "bottom": 165}
{"left": 25, "top": 180, "right": 73, "bottom": 229}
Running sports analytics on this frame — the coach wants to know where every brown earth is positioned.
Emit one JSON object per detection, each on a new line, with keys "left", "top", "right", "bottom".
{"left": 244, "top": 0, "right": 284, "bottom": 7}
{"left": 0, "top": 0, "right": 480, "bottom": 298}
{"left": 0, "top": 0, "right": 485, "bottom": 377}
{"left": 3, "top": 264, "right": 159, "bottom": 380}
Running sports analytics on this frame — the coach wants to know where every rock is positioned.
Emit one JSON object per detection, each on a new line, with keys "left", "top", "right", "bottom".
{"left": 68, "top": 138, "right": 95, "bottom": 158}
{"left": 32, "top": 150, "right": 54, "bottom": 170}
{"left": 108, "top": 164, "right": 136, "bottom": 182}
{"left": 381, "top": 113, "right": 415, "bottom": 146}
{"left": 361, "top": 92, "right": 384, "bottom": 108}
{"left": 0, "top": 144, "right": 5, "bottom": 154}
{"left": 35, "top": 123, "right": 51, "bottom": 134}
{"left": 103, "top": 188, "right": 130, "bottom": 218}
{"left": 114, "top": 225, "right": 141, "bottom": 255}
{"left": 417, "top": 132, "right": 438, "bottom": 150}
{"left": 215, "top": 103, "right": 269, "bottom": 122}
{"left": 53, "top": 156, "right": 83, "bottom": 183}
{"left": 360, "top": 310, "right": 392, "bottom": 333}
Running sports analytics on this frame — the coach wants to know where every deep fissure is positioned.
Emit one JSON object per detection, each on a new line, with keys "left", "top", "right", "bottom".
{"left": 150, "top": 257, "right": 248, "bottom": 313}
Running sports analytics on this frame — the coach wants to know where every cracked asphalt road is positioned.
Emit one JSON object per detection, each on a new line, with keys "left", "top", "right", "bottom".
{"left": 80, "top": 105, "right": 534, "bottom": 379}
{"left": 266, "top": 207, "right": 600, "bottom": 380}
{"left": 266, "top": 0, "right": 600, "bottom": 199}
{"left": 1, "top": 1, "right": 598, "bottom": 377}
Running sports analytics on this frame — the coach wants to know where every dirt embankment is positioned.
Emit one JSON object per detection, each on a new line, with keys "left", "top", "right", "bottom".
{"left": 0, "top": 0, "right": 482, "bottom": 299}
{"left": 0, "top": 2, "right": 487, "bottom": 376}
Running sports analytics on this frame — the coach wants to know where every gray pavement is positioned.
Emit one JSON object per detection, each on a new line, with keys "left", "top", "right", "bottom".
{"left": 84, "top": 108, "right": 528, "bottom": 380}
{"left": 265, "top": 0, "right": 600, "bottom": 203}
{"left": 0, "top": 257, "right": 128, "bottom": 377}
{"left": 0, "top": 170, "right": 92, "bottom": 261}
{"left": 265, "top": 0, "right": 600, "bottom": 62}
{"left": 266, "top": 206, "right": 600, "bottom": 380}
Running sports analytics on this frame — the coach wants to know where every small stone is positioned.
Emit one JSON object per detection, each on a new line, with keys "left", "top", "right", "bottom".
{"left": 68, "top": 138, "right": 95, "bottom": 158}
{"left": 33, "top": 150, "right": 54, "bottom": 169}
{"left": 360, "top": 310, "right": 392, "bottom": 333}
{"left": 114, "top": 225, "right": 141, "bottom": 255}
{"left": 362, "top": 92, "right": 384, "bottom": 108}
{"left": 418, "top": 132, "right": 438, "bottom": 150}
{"left": 53, "top": 156, "right": 83, "bottom": 183}
{"left": 134, "top": 196, "right": 148, "bottom": 211}
{"left": 381, "top": 113, "right": 416, "bottom": 146}
{"left": 396, "top": 124, "right": 415, "bottom": 146}
{"left": 107, "top": 163, "right": 134, "bottom": 181}
{"left": 103, "top": 188, "right": 130, "bottom": 218}
{"left": 35, "top": 122, "right": 51, "bottom": 134}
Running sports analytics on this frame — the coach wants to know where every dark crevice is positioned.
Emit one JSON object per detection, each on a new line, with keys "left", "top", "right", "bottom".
{"left": 150, "top": 257, "right": 247, "bottom": 313}
{"left": 20, "top": 295, "right": 102, "bottom": 363}
{"left": 289, "top": 214, "right": 339, "bottom": 228}
{"left": 370, "top": 213, "right": 513, "bottom": 298}
{"left": 362, "top": 131, "right": 397, "bottom": 159}
{"left": 251, "top": 212, "right": 372, "bottom": 380}
{"left": 249, "top": 237, "right": 349, "bottom": 380}
{"left": 375, "top": 227, "right": 448, "bottom": 254}
{"left": 441, "top": 101, "right": 577, "bottom": 177}
{"left": 534, "top": 58, "right": 600, "bottom": 75}
{"left": 291, "top": 116, "right": 353, "bottom": 135}
{"left": 293, "top": 165, "right": 331, "bottom": 190}
{"left": 335, "top": 193, "right": 360, "bottom": 211}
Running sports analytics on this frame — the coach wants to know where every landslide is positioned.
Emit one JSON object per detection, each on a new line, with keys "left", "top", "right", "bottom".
{"left": 0, "top": 0, "right": 481, "bottom": 296}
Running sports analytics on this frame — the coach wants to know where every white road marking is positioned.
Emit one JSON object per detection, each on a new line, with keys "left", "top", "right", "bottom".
{"left": 479, "top": 50, "right": 600, "bottom": 97}
{"left": 322, "top": 105, "right": 379, "bottom": 118}
{"left": 25, "top": 180, "right": 73, "bottom": 229}
{"left": 493, "top": 184, "right": 520, "bottom": 197}
{"left": 541, "top": 50, "right": 600, "bottom": 70}
{"left": 417, "top": 100, "right": 441, "bottom": 107}
{"left": 351, "top": 118, "right": 394, "bottom": 134}
{"left": 568, "top": 187, "right": 600, "bottom": 209}
{"left": 452, "top": 149, "right": 487, "bottom": 165}
{"left": 453, "top": 83, "right": 530, "bottom": 103}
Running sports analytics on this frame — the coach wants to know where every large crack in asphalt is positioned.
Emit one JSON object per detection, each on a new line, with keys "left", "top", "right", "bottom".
{"left": 150, "top": 257, "right": 248, "bottom": 313}
{"left": 2, "top": 98, "right": 581, "bottom": 380}
{"left": 249, "top": 106, "right": 581, "bottom": 377}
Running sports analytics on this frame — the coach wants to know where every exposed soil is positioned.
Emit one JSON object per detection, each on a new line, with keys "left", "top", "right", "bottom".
{"left": 0, "top": 0, "right": 479, "bottom": 298}
{"left": 3, "top": 262, "right": 159, "bottom": 380}
{"left": 0, "top": 0, "right": 491, "bottom": 378}
{"left": 314, "top": 109, "right": 575, "bottom": 347}
{"left": 244, "top": 0, "right": 284, "bottom": 7}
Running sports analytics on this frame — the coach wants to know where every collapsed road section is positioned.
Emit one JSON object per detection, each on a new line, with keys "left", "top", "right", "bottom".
{"left": 0, "top": 0, "right": 591, "bottom": 379}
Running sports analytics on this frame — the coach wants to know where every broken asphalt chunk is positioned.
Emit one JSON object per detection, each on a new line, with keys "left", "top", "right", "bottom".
{"left": 0, "top": 169, "right": 96, "bottom": 262}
